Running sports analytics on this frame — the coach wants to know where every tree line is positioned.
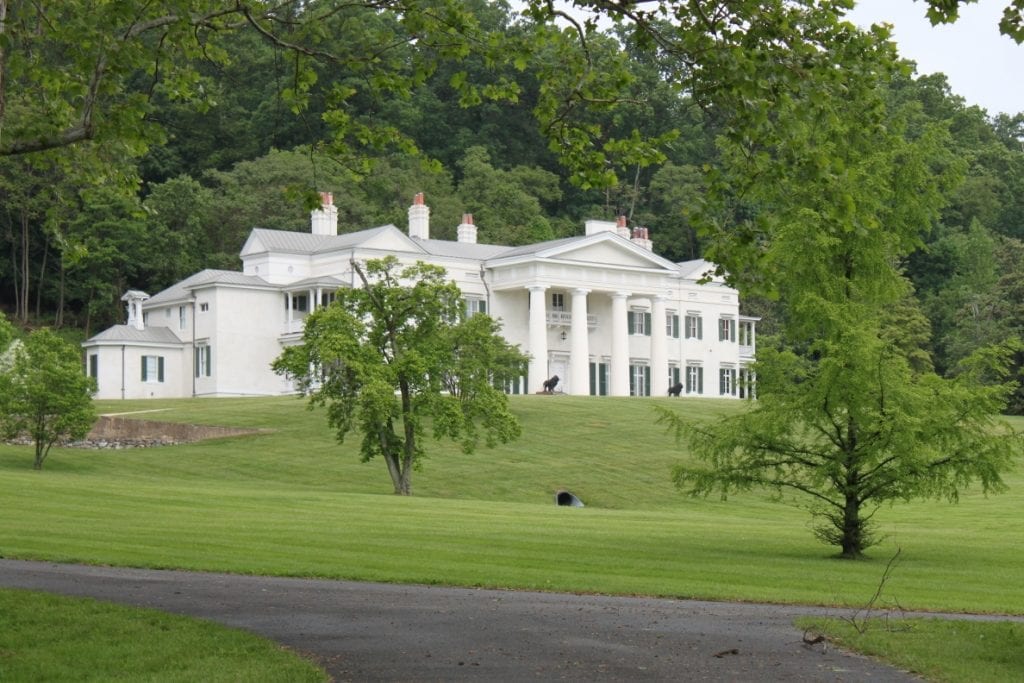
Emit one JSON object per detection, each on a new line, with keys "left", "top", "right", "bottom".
{"left": 2, "top": 0, "right": 1023, "bottom": 555}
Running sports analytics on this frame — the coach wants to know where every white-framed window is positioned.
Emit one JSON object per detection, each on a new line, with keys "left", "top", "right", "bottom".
{"left": 179, "top": 305, "right": 187, "bottom": 330}
{"left": 589, "top": 362, "right": 609, "bottom": 396}
{"left": 719, "top": 316, "right": 736, "bottom": 342}
{"left": 194, "top": 344, "right": 212, "bottom": 378}
{"left": 668, "top": 365, "right": 681, "bottom": 389}
{"left": 685, "top": 313, "right": 702, "bottom": 340}
{"left": 719, "top": 366, "right": 738, "bottom": 396}
{"left": 551, "top": 292, "right": 565, "bottom": 311}
{"left": 739, "top": 320, "right": 755, "bottom": 347}
{"left": 686, "top": 364, "right": 703, "bottom": 394}
{"left": 88, "top": 354, "right": 98, "bottom": 378}
{"left": 289, "top": 294, "right": 309, "bottom": 312}
{"left": 465, "top": 298, "right": 487, "bottom": 317}
{"left": 628, "top": 309, "right": 651, "bottom": 336}
{"left": 199, "top": 302, "right": 210, "bottom": 312}
{"left": 321, "top": 291, "right": 337, "bottom": 307}
{"left": 666, "top": 312, "right": 680, "bottom": 338}
{"left": 141, "top": 355, "right": 164, "bottom": 383}
{"left": 629, "top": 363, "right": 651, "bottom": 396}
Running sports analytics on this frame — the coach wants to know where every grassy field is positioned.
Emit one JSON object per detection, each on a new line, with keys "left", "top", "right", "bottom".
{"left": 2, "top": 395, "right": 1021, "bottom": 616}
{"left": 0, "top": 589, "right": 326, "bottom": 681}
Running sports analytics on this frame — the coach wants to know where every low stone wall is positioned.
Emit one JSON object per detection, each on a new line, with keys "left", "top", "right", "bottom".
{"left": 5, "top": 416, "right": 260, "bottom": 450}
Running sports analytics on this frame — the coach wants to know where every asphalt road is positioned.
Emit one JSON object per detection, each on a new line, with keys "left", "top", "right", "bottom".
{"left": 0, "top": 559, "right": 923, "bottom": 681}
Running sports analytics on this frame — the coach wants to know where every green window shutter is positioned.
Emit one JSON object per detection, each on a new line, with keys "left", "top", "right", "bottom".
{"left": 644, "top": 365, "right": 651, "bottom": 396}
{"left": 644, "top": 312, "right": 651, "bottom": 336}
{"left": 697, "top": 317, "right": 703, "bottom": 340}
{"left": 141, "top": 357, "right": 147, "bottom": 381}
{"left": 599, "top": 364, "right": 608, "bottom": 396}
{"left": 627, "top": 311, "right": 635, "bottom": 333}
{"left": 672, "top": 315, "right": 679, "bottom": 338}
{"left": 589, "top": 362, "right": 596, "bottom": 396}
{"left": 730, "top": 319, "right": 737, "bottom": 342}
{"left": 194, "top": 348, "right": 200, "bottom": 378}
{"left": 697, "top": 368, "right": 703, "bottom": 394}
{"left": 205, "top": 346, "right": 212, "bottom": 377}
{"left": 480, "top": 300, "right": 486, "bottom": 314}
{"left": 629, "top": 365, "right": 636, "bottom": 396}
{"left": 158, "top": 357, "right": 165, "bottom": 382}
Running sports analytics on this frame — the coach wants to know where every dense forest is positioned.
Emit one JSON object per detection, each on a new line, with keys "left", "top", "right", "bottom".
{"left": 1, "top": 1, "right": 1022, "bottom": 411}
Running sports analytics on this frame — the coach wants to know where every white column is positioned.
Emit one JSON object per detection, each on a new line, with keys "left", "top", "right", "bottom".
{"left": 569, "top": 288, "right": 590, "bottom": 395}
{"left": 527, "top": 285, "right": 548, "bottom": 393}
{"left": 650, "top": 295, "right": 668, "bottom": 396}
{"left": 610, "top": 291, "right": 630, "bottom": 396}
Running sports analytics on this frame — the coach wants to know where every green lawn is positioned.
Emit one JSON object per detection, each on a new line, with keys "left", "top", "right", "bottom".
{"left": 0, "top": 589, "right": 326, "bottom": 682}
{"left": 796, "top": 617, "right": 1024, "bottom": 683}
{"left": 2, "top": 395, "right": 1021, "bottom": 614}
{"left": 1, "top": 395, "right": 1022, "bottom": 680}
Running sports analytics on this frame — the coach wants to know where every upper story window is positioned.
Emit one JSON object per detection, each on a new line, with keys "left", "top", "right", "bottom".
{"left": 738, "top": 320, "right": 755, "bottom": 347}
{"left": 551, "top": 292, "right": 564, "bottom": 311}
{"left": 465, "top": 298, "right": 487, "bottom": 317}
{"left": 666, "top": 312, "right": 680, "bottom": 338}
{"left": 719, "top": 316, "right": 736, "bottom": 342}
{"left": 685, "top": 313, "right": 702, "bottom": 340}
{"left": 289, "top": 294, "right": 309, "bottom": 312}
{"left": 199, "top": 302, "right": 210, "bottom": 312}
{"left": 179, "top": 305, "right": 187, "bottom": 330}
{"left": 628, "top": 310, "right": 651, "bottom": 336}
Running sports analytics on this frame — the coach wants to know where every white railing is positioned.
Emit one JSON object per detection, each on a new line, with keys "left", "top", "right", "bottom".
{"left": 546, "top": 311, "right": 597, "bottom": 327}
{"left": 740, "top": 344, "right": 755, "bottom": 358}
{"left": 283, "top": 319, "right": 305, "bottom": 335}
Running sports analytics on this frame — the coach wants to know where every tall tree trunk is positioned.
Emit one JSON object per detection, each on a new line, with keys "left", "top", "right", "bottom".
{"left": 18, "top": 206, "right": 29, "bottom": 322}
{"left": 55, "top": 257, "right": 65, "bottom": 328}
{"left": 35, "top": 235, "right": 48, "bottom": 318}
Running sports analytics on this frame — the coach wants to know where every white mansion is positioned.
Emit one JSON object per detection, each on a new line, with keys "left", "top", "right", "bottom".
{"left": 84, "top": 193, "right": 756, "bottom": 400}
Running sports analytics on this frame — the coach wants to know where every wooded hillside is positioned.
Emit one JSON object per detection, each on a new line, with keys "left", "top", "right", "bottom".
{"left": 1, "top": 1, "right": 1021, "bottom": 411}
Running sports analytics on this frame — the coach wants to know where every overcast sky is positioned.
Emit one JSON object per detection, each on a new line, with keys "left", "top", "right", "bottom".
{"left": 845, "top": 0, "right": 1023, "bottom": 116}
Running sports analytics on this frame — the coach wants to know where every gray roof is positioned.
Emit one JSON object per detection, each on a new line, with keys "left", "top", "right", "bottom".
{"left": 287, "top": 275, "right": 347, "bottom": 288}
{"left": 676, "top": 259, "right": 720, "bottom": 280}
{"left": 146, "top": 269, "right": 271, "bottom": 306}
{"left": 247, "top": 225, "right": 412, "bottom": 255}
{"left": 417, "top": 238, "right": 514, "bottom": 260}
{"left": 485, "top": 235, "right": 582, "bottom": 260}
{"left": 84, "top": 325, "right": 184, "bottom": 345}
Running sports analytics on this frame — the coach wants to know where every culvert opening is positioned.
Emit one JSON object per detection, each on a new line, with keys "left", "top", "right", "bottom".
{"left": 555, "top": 490, "right": 584, "bottom": 507}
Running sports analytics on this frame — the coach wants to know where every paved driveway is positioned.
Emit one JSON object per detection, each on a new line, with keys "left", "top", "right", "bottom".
{"left": 0, "top": 559, "right": 922, "bottom": 681}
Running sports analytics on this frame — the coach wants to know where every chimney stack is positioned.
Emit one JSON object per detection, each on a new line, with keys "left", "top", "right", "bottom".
{"left": 630, "top": 226, "right": 653, "bottom": 251}
{"left": 311, "top": 191, "right": 338, "bottom": 236}
{"left": 408, "top": 192, "right": 430, "bottom": 240}
{"left": 616, "top": 215, "right": 630, "bottom": 239}
{"left": 457, "top": 213, "right": 477, "bottom": 244}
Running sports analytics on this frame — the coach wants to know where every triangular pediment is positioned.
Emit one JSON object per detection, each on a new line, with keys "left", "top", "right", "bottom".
{"left": 240, "top": 231, "right": 267, "bottom": 257}
{"left": 537, "top": 233, "right": 677, "bottom": 271}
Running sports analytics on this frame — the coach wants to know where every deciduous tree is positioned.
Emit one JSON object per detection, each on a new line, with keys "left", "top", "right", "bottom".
{"left": 272, "top": 256, "right": 526, "bottom": 495}
{"left": 0, "top": 326, "right": 97, "bottom": 470}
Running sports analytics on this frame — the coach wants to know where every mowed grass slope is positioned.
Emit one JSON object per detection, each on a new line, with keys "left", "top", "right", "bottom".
{"left": 1, "top": 396, "right": 1021, "bottom": 615}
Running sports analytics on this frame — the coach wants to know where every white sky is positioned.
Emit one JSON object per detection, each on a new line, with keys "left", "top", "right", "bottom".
{"left": 845, "top": 0, "right": 1023, "bottom": 116}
